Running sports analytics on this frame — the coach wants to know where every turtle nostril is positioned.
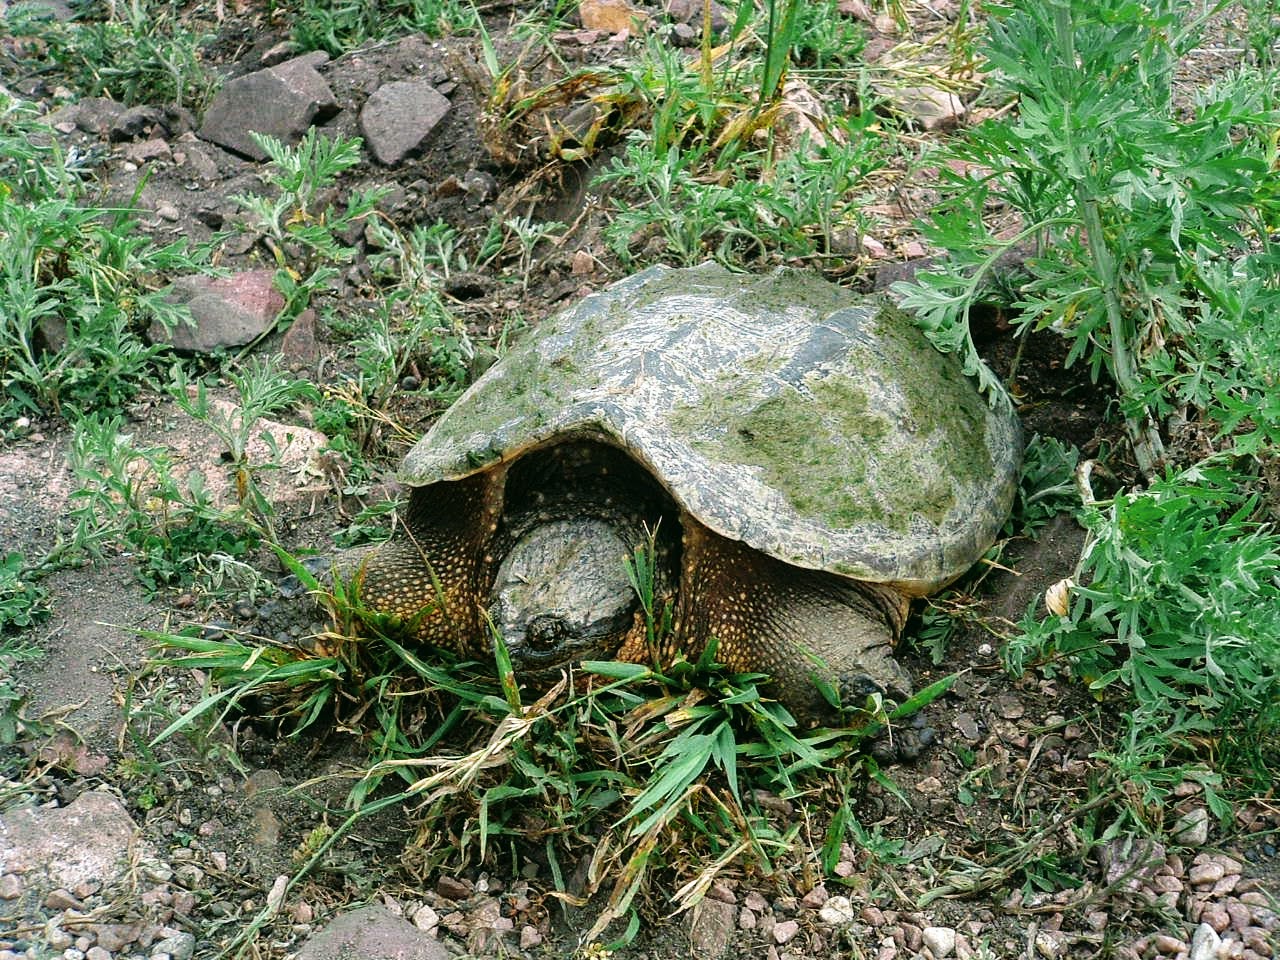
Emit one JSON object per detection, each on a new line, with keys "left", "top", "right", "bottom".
{"left": 527, "top": 614, "right": 570, "bottom": 651}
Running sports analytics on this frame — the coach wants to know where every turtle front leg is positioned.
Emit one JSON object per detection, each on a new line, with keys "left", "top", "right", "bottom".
{"left": 675, "top": 520, "right": 912, "bottom": 719}
{"left": 348, "top": 471, "right": 505, "bottom": 655}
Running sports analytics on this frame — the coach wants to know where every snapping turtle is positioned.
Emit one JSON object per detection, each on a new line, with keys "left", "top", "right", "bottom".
{"left": 354, "top": 263, "right": 1020, "bottom": 714}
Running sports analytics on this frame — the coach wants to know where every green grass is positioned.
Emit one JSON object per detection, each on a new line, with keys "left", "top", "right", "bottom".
{"left": 0, "top": 97, "right": 211, "bottom": 421}
{"left": 2, "top": 0, "right": 216, "bottom": 111}
{"left": 290, "top": 0, "right": 477, "bottom": 54}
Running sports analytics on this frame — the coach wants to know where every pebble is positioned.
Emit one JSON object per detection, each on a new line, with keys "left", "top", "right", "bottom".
{"left": 1191, "top": 861, "right": 1226, "bottom": 885}
{"left": 1034, "top": 930, "right": 1064, "bottom": 958}
{"left": 150, "top": 932, "right": 194, "bottom": 960}
{"left": 86, "top": 949, "right": 112, "bottom": 960}
{"left": 1154, "top": 933, "right": 1188, "bottom": 954}
{"left": 1201, "top": 905, "right": 1231, "bottom": 933}
{"left": 800, "top": 885, "right": 828, "bottom": 909}
{"left": 45, "top": 889, "right": 83, "bottom": 911}
{"left": 411, "top": 905, "right": 439, "bottom": 931}
{"left": 46, "top": 926, "right": 73, "bottom": 951}
{"left": 923, "top": 926, "right": 956, "bottom": 957}
{"left": 1189, "top": 923, "right": 1221, "bottom": 960}
{"left": 773, "top": 920, "right": 799, "bottom": 945}
{"left": 739, "top": 908, "right": 757, "bottom": 930}
{"left": 819, "top": 896, "right": 856, "bottom": 925}
{"left": 0, "top": 875, "right": 22, "bottom": 899}
{"left": 519, "top": 925, "right": 542, "bottom": 949}
{"left": 1174, "top": 807, "right": 1211, "bottom": 846}
{"left": 155, "top": 201, "right": 180, "bottom": 222}
{"left": 436, "top": 876, "right": 471, "bottom": 901}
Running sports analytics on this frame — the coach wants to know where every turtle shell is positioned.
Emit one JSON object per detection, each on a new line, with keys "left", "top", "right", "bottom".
{"left": 401, "top": 262, "right": 1021, "bottom": 594}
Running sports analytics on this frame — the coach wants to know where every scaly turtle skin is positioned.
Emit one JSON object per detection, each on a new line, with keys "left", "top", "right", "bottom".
{"left": 353, "top": 263, "right": 1021, "bottom": 715}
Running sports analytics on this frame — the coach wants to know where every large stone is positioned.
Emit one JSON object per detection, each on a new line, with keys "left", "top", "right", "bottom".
{"left": 0, "top": 791, "right": 149, "bottom": 891}
{"left": 688, "top": 897, "right": 736, "bottom": 958}
{"left": 359, "top": 80, "right": 451, "bottom": 165}
{"left": 149, "top": 269, "right": 283, "bottom": 352}
{"left": 295, "top": 904, "right": 451, "bottom": 960}
{"left": 198, "top": 53, "right": 337, "bottom": 160}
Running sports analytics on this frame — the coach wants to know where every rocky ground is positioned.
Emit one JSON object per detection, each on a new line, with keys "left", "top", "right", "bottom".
{"left": 0, "top": 1, "right": 1277, "bottom": 959}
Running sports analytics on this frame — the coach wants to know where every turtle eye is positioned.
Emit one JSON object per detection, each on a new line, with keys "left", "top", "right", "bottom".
{"left": 526, "top": 614, "right": 571, "bottom": 651}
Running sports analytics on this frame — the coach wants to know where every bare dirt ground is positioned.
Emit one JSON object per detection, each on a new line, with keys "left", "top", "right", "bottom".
{"left": 0, "top": 3, "right": 1277, "bottom": 960}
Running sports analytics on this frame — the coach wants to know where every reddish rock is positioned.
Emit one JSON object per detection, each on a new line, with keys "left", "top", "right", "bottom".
{"left": 150, "top": 269, "right": 283, "bottom": 352}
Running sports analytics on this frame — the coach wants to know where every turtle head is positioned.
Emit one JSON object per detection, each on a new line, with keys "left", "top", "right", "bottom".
{"left": 487, "top": 517, "right": 643, "bottom": 667}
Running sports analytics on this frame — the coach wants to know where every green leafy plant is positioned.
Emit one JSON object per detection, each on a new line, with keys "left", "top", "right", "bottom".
{"left": 596, "top": 117, "right": 884, "bottom": 266}
{"left": 232, "top": 130, "right": 387, "bottom": 321}
{"left": 1006, "top": 461, "right": 1280, "bottom": 791}
{"left": 0, "top": 99, "right": 208, "bottom": 420}
{"left": 291, "top": 0, "right": 476, "bottom": 55}
{"left": 1008, "top": 434, "right": 1082, "bottom": 537}
{"left": 5, "top": 0, "right": 215, "bottom": 109}
{"left": 66, "top": 415, "right": 260, "bottom": 593}
{"left": 894, "top": 0, "right": 1280, "bottom": 475}
{"left": 0, "top": 552, "right": 47, "bottom": 634}
{"left": 170, "top": 356, "right": 320, "bottom": 529}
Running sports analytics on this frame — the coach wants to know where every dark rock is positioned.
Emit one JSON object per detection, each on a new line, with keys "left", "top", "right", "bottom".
{"left": 198, "top": 54, "right": 338, "bottom": 160}
{"left": 443, "top": 273, "right": 490, "bottom": 300}
{"left": 295, "top": 904, "right": 451, "bottom": 960}
{"left": 109, "top": 105, "right": 165, "bottom": 141}
{"left": 74, "top": 97, "right": 127, "bottom": 136}
{"left": 149, "top": 269, "right": 284, "bottom": 352}
{"left": 665, "top": 0, "right": 730, "bottom": 31}
{"left": 359, "top": 79, "right": 451, "bottom": 165}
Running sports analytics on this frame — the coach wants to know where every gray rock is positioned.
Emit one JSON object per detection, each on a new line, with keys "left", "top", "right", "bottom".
{"left": 295, "top": 904, "right": 451, "bottom": 960}
{"left": 110, "top": 105, "right": 165, "bottom": 142}
{"left": 1173, "top": 807, "right": 1210, "bottom": 846}
{"left": 359, "top": 80, "right": 451, "bottom": 165}
{"left": 923, "top": 925, "right": 956, "bottom": 958}
{"left": 149, "top": 269, "right": 283, "bottom": 352}
{"left": 0, "top": 792, "right": 148, "bottom": 892}
{"left": 150, "top": 932, "right": 195, "bottom": 960}
{"left": 198, "top": 54, "right": 338, "bottom": 160}
{"left": 688, "top": 897, "right": 736, "bottom": 958}
{"left": 1188, "top": 923, "right": 1220, "bottom": 960}
{"left": 122, "top": 138, "right": 173, "bottom": 165}
{"left": 177, "top": 142, "right": 221, "bottom": 181}
{"left": 73, "top": 97, "right": 128, "bottom": 136}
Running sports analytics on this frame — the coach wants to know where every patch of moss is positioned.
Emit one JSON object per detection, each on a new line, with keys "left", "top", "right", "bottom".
{"left": 670, "top": 300, "right": 995, "bottom": 534}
